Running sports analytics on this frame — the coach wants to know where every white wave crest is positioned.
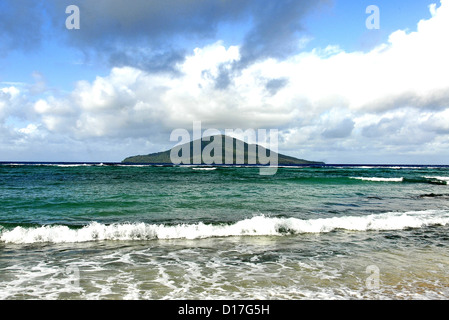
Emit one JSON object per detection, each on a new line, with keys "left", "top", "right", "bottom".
{"left": 1, "top": 210, "right": 449, "bottom": 244}
{"left": 350, "top": 177, "right": 404, "bottom": 182}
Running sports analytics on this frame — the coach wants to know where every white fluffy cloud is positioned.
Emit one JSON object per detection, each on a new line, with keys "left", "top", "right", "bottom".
{"left": 2, "top": 1, "right": 449, "bottom": 163}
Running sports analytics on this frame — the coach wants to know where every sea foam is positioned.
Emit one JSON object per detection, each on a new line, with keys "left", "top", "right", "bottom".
{"left": 350, "top": 177, "right": 404, "bottom": 182}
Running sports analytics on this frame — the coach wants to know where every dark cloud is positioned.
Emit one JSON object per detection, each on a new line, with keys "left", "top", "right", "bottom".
{"left": 1, "top": 0, "right": 328, "bottom": 73}
{"left": 108, "top": 48, "right": 186, "bottom": 74}
{"left": 55, "top": 0, "right": 246, "bottom": 44}
{"left": 215, "top": 0, "right": 328, "bottom": 88}
{"left": 237, "top": 0, "right": 323, "bottom": 67}
{"left": 0, "top": 0, "right": 44, "bottom": 55}
{"left": 47, "top": 0, "right": 255, "bottom": 73}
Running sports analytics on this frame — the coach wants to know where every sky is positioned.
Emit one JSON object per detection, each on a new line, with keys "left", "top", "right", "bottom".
{"left": 1, "top": 0, "right": 448, "bottom": 164}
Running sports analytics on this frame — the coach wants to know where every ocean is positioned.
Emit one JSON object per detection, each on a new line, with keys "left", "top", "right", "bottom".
{"left": 0, "top": 163, "right": 448, "bottom": 300}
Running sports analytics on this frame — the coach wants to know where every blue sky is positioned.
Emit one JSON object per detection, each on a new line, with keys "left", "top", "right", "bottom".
{"left": 303, "top": 0, "right": 435, "bottom": 51}
{"left": 1, "top": 0, "right": 448, "bottom": 164}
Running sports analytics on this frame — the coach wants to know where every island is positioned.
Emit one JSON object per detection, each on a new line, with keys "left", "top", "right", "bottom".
{"left": 122, "top": 135, "right": 324, "bottom": 166}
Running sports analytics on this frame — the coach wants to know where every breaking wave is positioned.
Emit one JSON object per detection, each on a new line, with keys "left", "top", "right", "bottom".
{"left": 1, "top": 210, "right": 449, "bottom": 244}
{"left": 350, "top": 176, "right": 448, "bottom": 185}
{"left": 350, "top": 177, "right": 404, "bottom": 182}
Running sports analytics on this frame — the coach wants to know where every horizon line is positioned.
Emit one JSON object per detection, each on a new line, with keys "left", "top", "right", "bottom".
{"left": 1, "top": 161, "right": 449, "bottom": 167}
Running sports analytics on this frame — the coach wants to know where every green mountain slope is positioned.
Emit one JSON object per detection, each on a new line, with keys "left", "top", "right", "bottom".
{"left": 122, "top": 135, "right": 324, "bottom": 165}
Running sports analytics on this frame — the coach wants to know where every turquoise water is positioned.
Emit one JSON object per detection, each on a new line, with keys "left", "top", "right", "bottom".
{"left": 1, "top": 164, "right": 449, "bottom": 299}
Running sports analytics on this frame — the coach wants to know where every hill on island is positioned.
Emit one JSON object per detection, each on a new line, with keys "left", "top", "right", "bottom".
{"left": 122, "top": 135, "right": 324, "bottom": 165}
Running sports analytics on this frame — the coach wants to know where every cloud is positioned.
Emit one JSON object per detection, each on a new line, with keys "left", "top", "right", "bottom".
{"left": 213, "top": 63, "right": 233, "bottom": 90}
{"left": 361, "top": 117, "right": 400, "bottom": 139}
{"left": 321, "top": 118, "right": 355, "bottom": 139}
{"left": 21, "top": 42, "right": 299, "bottom": 143}
{"left": 236, "top": 0, "right": 323, "bottom": 67}
{"left": 0, "top": 0, "right": 44, "bottom": 54}
{"left": 265, "top": 78, "right": 289, "bottom": 96}
{"left": 108, "top": 48, "right": 186, "bottom": 74}
{"left": 0, "top": 86, "right": 23, "bottom": 122}
{"left": 358, "top": 109, "right": 435, "bottom": 145}
{"left": 65, "top": 0, "right": 324, "bottom": 71}
{"left": 422, "top": 109, "right": 449, "bottom": 134}
{"left": 1, "top": 0, "right": 327, "bottom": 72}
